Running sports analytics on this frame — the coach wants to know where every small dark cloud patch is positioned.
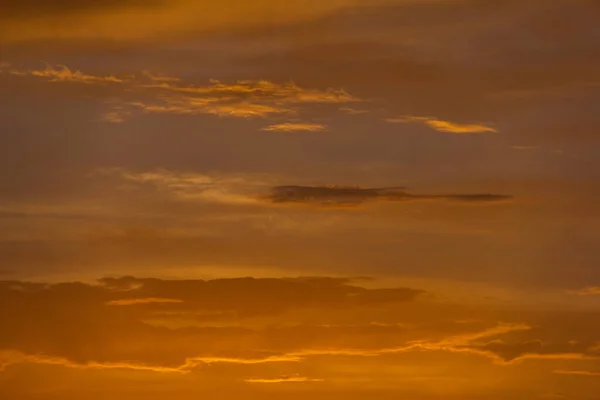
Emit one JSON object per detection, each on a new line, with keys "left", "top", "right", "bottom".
{"left": 266, "top": 185, "right": 512, "bottom": 207}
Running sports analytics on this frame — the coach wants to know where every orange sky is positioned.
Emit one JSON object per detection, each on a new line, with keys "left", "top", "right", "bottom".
{"left": 1, "top": 1, "right": 600, "bottom": 399}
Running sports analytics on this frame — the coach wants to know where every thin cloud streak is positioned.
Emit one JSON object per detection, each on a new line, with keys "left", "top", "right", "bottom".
{"left": 106, "top": 297, "right": 184, "bottom": 306}
{"left": 261, "top": 123, "right": 327, "bottom": 132}
{"left": 266, "top": 185, "right": 512, "bottom": 207}
{"left": 386, "top": 116, "right": 497, "bottom": 134}
{"left": 2, "top": 63, "right": 360, "bottom": 121}
{"left": 554, "top": 369, "right": 600, "bottom": 377}
{"left": 1, "top": 63, "right": 127, "bottom": 84}
{"left": 246, "top": 376, "right": 324, "bottom": 383}
{"left": 568, "top": 287, "right": 600, "bottom": 296}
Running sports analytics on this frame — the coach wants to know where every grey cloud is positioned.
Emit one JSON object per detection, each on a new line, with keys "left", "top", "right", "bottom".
{"left": 266, "top": 185, "right": 512, "bottom": 207}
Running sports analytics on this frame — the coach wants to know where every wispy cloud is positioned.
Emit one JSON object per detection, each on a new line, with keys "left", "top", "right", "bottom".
{"left": 567, "top": 287, "right": 600, "bottom": 296}
{"left": 3, "top": 64, "right": 127, "bottom": 84}
{"left": 0, "top": 350, "right": 302, "bottom": 374}
{"left": 386, "top": 116, "right": 497, "bottom": 134}
{"left": 100, "top": 168, "right": 269, "bottom": 205}
{"left": 246, "top": 375, "right": 324, "bottom": 383}
{"left": 554, "top": 369, "right": 600, "bottom": 377}
{"left": 106, "top": 297, "right": 184, "bottom": 306}
{"left": 339, "top": 107, "right": 370, "bottom": 115}
{"left": 261, "top": 123, "right": 327, "bottom": 132}
{"left": 129, "top": 98, "right": 292, "bottom": 118}
{"left": 0, "top": 0, "right": 370, "bottom": 43}
{"left": 539, "top": 393, "right": 571, "bottom": 399}
{"left": 2, "top": 63, "right": 359, "bottom": 121}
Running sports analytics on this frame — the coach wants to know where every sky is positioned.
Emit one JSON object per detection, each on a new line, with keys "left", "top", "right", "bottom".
{"left": 1, "top": 0, "right": 600, "bottom": 399}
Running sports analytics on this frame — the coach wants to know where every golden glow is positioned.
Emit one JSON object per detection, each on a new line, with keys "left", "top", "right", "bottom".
{"left": 1, "top": 1, "right": 598, "bottom": 399}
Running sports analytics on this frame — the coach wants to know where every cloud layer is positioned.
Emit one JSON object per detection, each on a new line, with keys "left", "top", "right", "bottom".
{"left": 2, "top": 274, "right": 600, "bottom": 393}
{"left": 0, "top": 63, "right": 359, "bottom": 122}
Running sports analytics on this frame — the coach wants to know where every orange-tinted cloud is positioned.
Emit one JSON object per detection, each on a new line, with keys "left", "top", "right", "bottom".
{"left": 246, "top": 375, "right": 324, "bottom": 383}
{"left": 261, "top": 123, "right": 327, "bottom": 132}
{"left": 554, "top": 369, "right": 600, "bottom": 377}
{"left": 3, "top": 275, "right": 600, "bottom": 378}
{"left": 1, "top": 63, "right": 127, "bottom": 84}
{"left": 386, "top": 116, "right": 497, "bottom": 134}
{"left": 2, "top": 64, "right": 358, "bottom": 121}
{"left": 106, "top": 297, "right": 184, "bottom": 306}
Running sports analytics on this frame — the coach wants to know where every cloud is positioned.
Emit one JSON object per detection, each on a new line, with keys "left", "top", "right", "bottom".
{"left": 265, "top": 185, "right": 512, "bottom": 207}
{"left": 339, "top": 107, "right": 370, "bottom": 115}
{"left": 99, "top": 168, "right": 269, "bottom": 205}
{"left": 2, "top": 63, "right": 127, "bottom": 84}
{"left": 96, "top": 276, "right": 425, "bottom": 312}
{"left": 0, "top": 0, "right": 371, "bottom": 44}
{"left": 424, "top": 120, "right": 497, "bottom": 134}
{"left": 553, "top": 369, "right": 600, "bottom": 377}
{"left": 246, "top": 375, "right": 324, "bottom": 383}
{"left": 106, "top": 297, "right": 184, "bottom": 306}
{"left": 129, "top": 98, "right": 292, "bottom": 118}
{"left": 2, "top": 64, "right": 358, "bottom": 121}
{"left": 0, "top": 350, "right": 188, "bottom": 374}
{"left": 101, "top": 109, "right": 131, "bottom": 123}
{"left": 261, "top": 123, "right": 327, "bottom": 132}
{"left": 147, "top": 79, "right": 358, "bottom": 104}
{"left": 567, "top": 287, "right": 600, "bottom": 296}
{"left": 539, "top": 393, "right": 571, "bottom": 400}
{"left": 0, "top": 350, "right": 302, "bottom": 374}
{"left": 0, "top": 275, "right": 427, "bottom": 371}
{"left": 386, "top": 116, "right": 497, "bottom": 134}
{"left": 2, "top": 276, "right": 600, "bottom": 380}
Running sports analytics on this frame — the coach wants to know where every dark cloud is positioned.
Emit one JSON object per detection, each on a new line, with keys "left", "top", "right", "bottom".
{"left": 266, "top": 185, "right": 512, "bottom": 207}
{"left": 2, "top": 274, "right": 600, "bottom": 400}
{"left": 97, "top": 275, "right": 424, "bottom": 314}
{"left": 0, "top": 275, "right": 426, "bottom": 368}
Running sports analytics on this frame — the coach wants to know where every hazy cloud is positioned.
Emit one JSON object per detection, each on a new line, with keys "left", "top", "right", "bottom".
{"left": 554, "top": 369, "right": 600, "bottom": 377}
{"left": 246, "top": 375, "right": 324, "bottom": 383}
{"left": 0, "top": 0, "right": 371, "bottom": 43}
{"left": 386, "top": 116, "right": 497, "bottom": 134}
{"left": 106, "top": 297, "right": 184, "bottom": 306}
{"left": 568, "top": 287, "right": 600, "bottom": 296}
{"left": 2, "top": 64, "right": 358, "bottom": 121}
{"left": 261, "top": 123, "right": 327, "bottom": 132}
{"left": 3, "top": 275, "right": 600, "bottom": 378}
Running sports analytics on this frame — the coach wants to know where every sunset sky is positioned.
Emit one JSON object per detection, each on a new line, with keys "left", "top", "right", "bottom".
{"left": 1, "top": 1, "right": 600, "bottom": 399}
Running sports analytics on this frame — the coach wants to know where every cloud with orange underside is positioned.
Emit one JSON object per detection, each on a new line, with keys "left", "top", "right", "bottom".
{"left": 261, "top": 123, "right": 327, "bottom": 132}
{"left": 386, "top": 116, "right": 497, "bottom": 134}
{"left": 3, "top": 275, "right": 600, "bottom": 379}
{"left": 106, "top": 297, "right": 184, "bottom": 306}
{"left": 246, "top": 375, "right": 324, "bottom": 383}
{"left": 1, "top": 63, "right": 359, "bottom": 121}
